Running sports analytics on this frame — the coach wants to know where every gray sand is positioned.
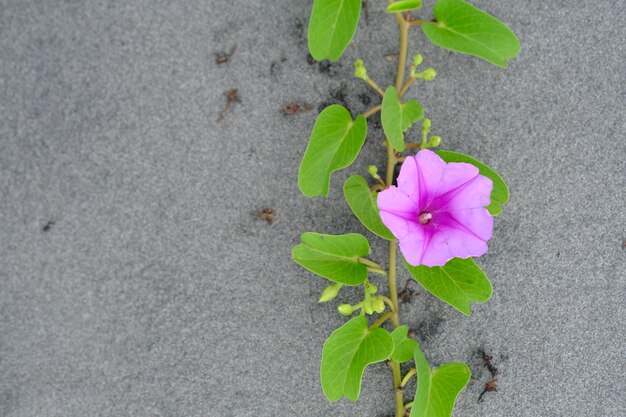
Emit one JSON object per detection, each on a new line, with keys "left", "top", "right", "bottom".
{"left": 1, "top": 1, "right": 624, "bottom": 416}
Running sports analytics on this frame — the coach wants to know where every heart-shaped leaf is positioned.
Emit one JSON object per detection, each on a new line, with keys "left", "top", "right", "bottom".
{"left": 436, "top": 150, "right": 509, "bottom": 216}
{"left": 422, "top": 0, "right": 520, "bottom": 68}
{"left": 292, "top": 233, "right": 371, "bottom": 285}
{"left": 299, "top": 105, "right": 367, "bottom": 198}
{"left": 321, "top": 316, "right": 394, "bottom": 402}
{"left": 404, "top": 257, "right": 492, "bottom": 316}
{"left": 343, "top": 175, "right": 395, "bottom": 240}
{"left": 308, "top": 0, "right": 362, "bottom": 62}
{"left": 390, "top": 325, "right": 419, "bottom": 362}
{"left": 410, "top": 345, "right": 471, "bottom": 417}
{"left": 386, "top": 0, "right": 422, "bottom": 13}
{"left": 381, "top": 86, "right": 423, "bottom": 152}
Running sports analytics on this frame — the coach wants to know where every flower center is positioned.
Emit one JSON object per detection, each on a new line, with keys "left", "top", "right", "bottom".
{"left": 418, "top": 211, "right": 433, "bottom": 225}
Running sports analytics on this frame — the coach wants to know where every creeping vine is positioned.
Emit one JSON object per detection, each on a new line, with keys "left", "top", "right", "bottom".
{"left": 292, "top": 1, "right": 519, "bottom": 416}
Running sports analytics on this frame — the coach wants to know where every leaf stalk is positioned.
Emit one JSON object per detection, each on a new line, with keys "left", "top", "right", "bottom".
{"left": 400, "top": 368, "right": 417, "bottom": 388}
{"left": 366, "top": 76, "right": 386, "bottom": 97}
{"left": 369, "top": 311, "right": 395, "bottom": 329}
{"left": 364, "top": 104, "right": 382, "bottom": 119}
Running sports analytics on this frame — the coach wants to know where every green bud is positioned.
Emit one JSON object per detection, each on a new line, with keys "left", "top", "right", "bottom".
{"left": 354, "top": 59, "right": 367, "bottom": 80}
{"left": 372, "top": 297, "right": 386, "bottom": 313}
{"left": 412, "top": 54, "right": 424, "bottom": 66}
{"left": 429, "top": 135, "right": 442, "bottom": 148}
{"left": 338, "top": 304, "right": 353, "bottom": 316}
{"left": 355, "top": 67, "right": 367, "bottom": 80}
{"left": 421, "top": 68, "right": 437, "bottom": 81}
{"left": 366, "top": 283, "right": 378, "bottom": 295}
{"left": 421, "top": 118, "right": 432, "bottom": 134}
{"left": 367, "top": 165, "right": 380, "bottom": 180}
{"left": 318, "top": 283, "right": 343, "bottom": 303}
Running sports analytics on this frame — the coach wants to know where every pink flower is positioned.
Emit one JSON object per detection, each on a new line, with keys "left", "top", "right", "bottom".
{"left": 378, "top": 150, "right": 493, "bottom": 267}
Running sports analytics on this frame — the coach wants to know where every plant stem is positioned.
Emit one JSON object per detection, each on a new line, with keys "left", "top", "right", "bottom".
{"left": 386, "top": 133, "right": 404, "bottom": 417}
{"left": 399, "top": 77, "right": 414, "bottom": 97}
{"left": 407, "top": 19, "right": 425, "bottom": 26}
{"left": 385, "top": 91, "right": 404, "bottom": 417}
{"left": 421, "top": 130, "right": 429, "bottom": 148}
{"left": 364, "top": 104, "right": 382, "bottom": 118}
{"left": 400, "top": 368, "right": 416, "bottom": 387}
{"left": 384, "top": 142, "right": 400, "bottom": 328}
{"left": 370, "top": 311, "right": 394, "bottom": 329}
{"left": 387, "top": 242, "right": 400, "bottom": 327}
{"left": 391, "top": 361, "right": 404, "bottom": 417}
{"left": 366, "top": 76, "right": 386, "bottom": 96}
{"left": 385, "top": 143, "right": 396, "bottom": 187}
{"left": 387, "top": 7, "right": 411, "bottom": 417}
{"left": 395, "top": 17, "right": 409, "bottom": 91}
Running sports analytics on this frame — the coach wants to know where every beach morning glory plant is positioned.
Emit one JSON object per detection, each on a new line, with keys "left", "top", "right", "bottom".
{"left": 292, "top": 1, "right": 519, "bottom": 416}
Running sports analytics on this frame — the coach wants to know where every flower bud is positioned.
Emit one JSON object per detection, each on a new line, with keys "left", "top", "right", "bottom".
{"left": 372, "top": 297, "right": 386, "bottom": 313}
{"left": 367, "top": 165, "right": 380, "bottom": 180}
{"left": 337, "top": 304, "right": 353, "bottom": 316}
{"left": 421, "top": 68, "right": 437, "bottom": 81}
{"left": 421, "top": 118, "right": 432, "bottom": 134}
{"left": 412, "top": 54, "right": 424, "bottom": 66}
{"left": 318, "top": 283, "right": 343, "bottom": 303}
{"left": 366, "top": 283, "right": 378, "bottom": 295}
{"left": 429, "top": 135, "right": 442, "bottom": 148}
{"left": 354, "top": 59, "right": 367, "bottom": 80}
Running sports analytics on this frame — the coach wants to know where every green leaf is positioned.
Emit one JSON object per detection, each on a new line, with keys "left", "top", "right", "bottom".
{"left": 404, "top": 257, "right": 492, "bottom": 316}
{"left": 381, "top": 86, "right": 423, "bottom": 152}
{"left": 292, "top": 233, "right": 371, "bottom": 285}
{"left": 321, "top": 316, "right": 394, "bottom": 402}
{"left": 386, "top": 0, "right": 422, "bottom": 13}
{"left": 390, "top": 325, "right": 419, "bottom": 362}
{"left": 298, "top": 105, "right": 367, "bottom": 198}
{"left": 410, "top": 345, "right": 471, "bottom": 417}
{"left": 308, "top": 0, "right": 362, "bottom": 62}
{"left": 422, "top": 0, "right": 520, "bottom": 68}
{"left": 343, "top": 175, "right": 395, "bottom": 240}
{"left": 436, "top": 150, "right": 509, "bottom": 216}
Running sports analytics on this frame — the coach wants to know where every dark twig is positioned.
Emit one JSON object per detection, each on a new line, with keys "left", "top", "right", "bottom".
{"left": 217, "top": 89, "right": 240, "bottom": 122}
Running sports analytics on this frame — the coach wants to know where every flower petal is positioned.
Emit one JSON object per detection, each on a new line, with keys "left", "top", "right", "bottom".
{"left": 433, "top": 175, "right": 493, "bottom": 212}
{"left": 433, "top": 162, "right": 479, "bottom": 198}
{"left": 398, "top": 227, "right": 430, "bottom": 266}
{"left": 432, "top": 207, "right": 492, "bottom": 258}
{"left": 396, "top": 155, "right": 420, "bottom": 207}
{"left": 378, "top": 186, "right": 419, "bottom": 239}
{"left": 414, "top": 150, "right": 447, "bottom": 207}
{"left": 439, "top": 208, "right": 494, "bottom": 241}
{"left": 437, "top": 220, "right": 490, "bottom": 260}
{"left": 418, "top": 232, "right": 454, "bottom": 267}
